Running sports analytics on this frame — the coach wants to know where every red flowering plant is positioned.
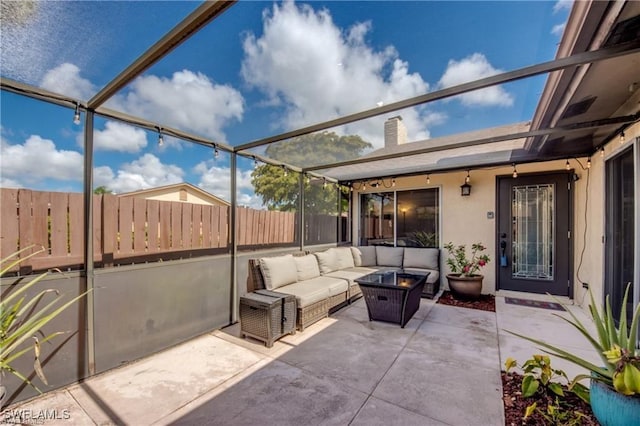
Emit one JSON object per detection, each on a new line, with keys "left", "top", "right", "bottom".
{"left": 444, "top": 242, "right": 491, "bottom": 277}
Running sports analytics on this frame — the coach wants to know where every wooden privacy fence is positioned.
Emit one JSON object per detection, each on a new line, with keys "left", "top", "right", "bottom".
{"left": 1, "top": 189, "right": 297, "bottom": 272}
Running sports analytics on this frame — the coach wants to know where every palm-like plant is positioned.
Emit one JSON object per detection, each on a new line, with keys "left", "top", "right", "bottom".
{"left": 1, "top": 246, "right": 89, "bottom": 397}
{"left": 507, "top": 285, "right": 640, "bottom": 397}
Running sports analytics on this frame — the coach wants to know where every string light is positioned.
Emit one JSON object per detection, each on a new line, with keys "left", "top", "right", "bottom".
{"left": 282, "top": 165, "right": 288, "bottom": 177}
{"left": 305, "top": 174, "right": 310, "bottom": 184}
{"left": 253, "top": 156, "right": 259, "bottom": 168}
{"left": 600, "top": 147, "right": 605, "bottom": 158}
{"left": 157, "top": 127, "right": 164, "bottom": 147}
{"left": 213, "top": 145, "right": 219, "bottom": 159}
{"left": 323, "top": 178, "right": 327, "bottom": 189}
{"left": 362, "top": 181, "right": 366, "bottom": 190}
{"left": 512, "top": 164, "right": 518, "bottom": 179}
{"left": 586, "top": 157, "right": 591, "bottom": 169}
{"left": 73, "top": 103, "right": 81, "bottom": 125}
{"left": 465, "top": 170, "right": 471, "bottom": 184}
{"left": 620, "top": 131, "right": 625, "bottom": 144}
{"left": 426, "top": 174, "right": 430, "bottom": 184}
{"left": 391, "top": 178, "right": 396, "bottom": 187}
{"left": 565, "top": 159, "right": 570, "bottom": 171}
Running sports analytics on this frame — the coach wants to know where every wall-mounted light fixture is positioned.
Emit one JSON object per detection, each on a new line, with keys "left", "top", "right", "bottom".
{"left": 565, "top": 159, "right": 570, "bottom": 170}
{"left": 426, "top": 174, "right": 430, "bottom": 184}
{"left": 512, "top": 163, "right": 518, "bottom": 179}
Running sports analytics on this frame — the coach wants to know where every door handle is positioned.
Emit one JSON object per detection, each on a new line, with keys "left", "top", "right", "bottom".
{"left": 500, "top": 237, "right": 508, "bottom": 267}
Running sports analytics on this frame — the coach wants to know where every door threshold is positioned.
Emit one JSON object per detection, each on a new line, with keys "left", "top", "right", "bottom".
{"left": 495, "top": 290, "right": 574, "bottom": 305}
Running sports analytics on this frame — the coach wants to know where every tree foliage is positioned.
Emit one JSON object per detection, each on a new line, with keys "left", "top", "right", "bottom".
{"left": 261, "top": 131, "right": 372, "bottom": 167}
{"left": 251, "top": 132, "right": 372, "bottom": 212}
{"left": 93, "top": 186, "right": 112, "bottom": 195}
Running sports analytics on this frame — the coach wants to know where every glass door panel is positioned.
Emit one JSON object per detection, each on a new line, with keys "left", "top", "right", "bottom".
{"left": 512, "top": 184, "right": 554, "bottom": 281}
{"left": 360, "top": 193, "right": 394, "bottom": 246}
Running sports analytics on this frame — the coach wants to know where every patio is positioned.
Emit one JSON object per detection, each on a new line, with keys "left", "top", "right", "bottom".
{"left": 1, "top": 0, "right": 639, "bottom": 418}
{"left": 8, "top": 292, "right": 599, "bottom": 426}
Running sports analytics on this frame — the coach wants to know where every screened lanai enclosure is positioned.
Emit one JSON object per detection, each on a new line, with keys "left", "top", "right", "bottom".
{"left": 1, "top": 0, "right": 639, "bottom": 405}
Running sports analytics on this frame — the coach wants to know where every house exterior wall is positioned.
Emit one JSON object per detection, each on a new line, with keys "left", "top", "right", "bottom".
{"left": 121, "top": 187, "right": 228, "bottom": 206}
{"left": 350, "top": 141, "right": 639, "bottom": 313}
{"left": 568, "top": 121, "right": 639, "bottom": 311}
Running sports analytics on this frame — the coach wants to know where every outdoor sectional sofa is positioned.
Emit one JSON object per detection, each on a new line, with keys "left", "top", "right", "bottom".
{"left": 247, "top": 245, "right": 440, "bottom": 331}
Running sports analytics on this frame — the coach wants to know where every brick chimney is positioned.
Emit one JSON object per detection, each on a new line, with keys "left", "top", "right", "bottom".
{"left": 384, "top": 116, "right": 407, "bottom": 148}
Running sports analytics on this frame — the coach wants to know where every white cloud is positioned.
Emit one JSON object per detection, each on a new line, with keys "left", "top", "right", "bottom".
{"left": 40, "top": 63, "right": 96, "bottom": 100}
{"left": 88, "top": 121, "right": 148, "bottom": 153}
{"left": 94, "top": 153, "right": 184, "bottom": 194}
{"left": 0, "top": 134, "right": 83, "bottom": 185}
{"left": 194, "top": 161, "right": 263, "bottom": 209}
{"left": 553, "top": 0, "right": 573, "bottom": 14}
{"left": 109, "top": 70, "right": 244, "bottom": 143}
{"left": 241, "top": 1, "right": 435, "bottom": 147}
{"left": 437, "top": 53, "right": 514, "bottom": 107}
{"left": 551, "top": 22, "right": 566, "bottom": 36}
{"left": 0, "top": 176, "right": 23, "bottom": 188}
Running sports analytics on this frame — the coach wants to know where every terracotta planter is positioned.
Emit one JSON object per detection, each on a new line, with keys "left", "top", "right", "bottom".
{"left": 590, "top": 378, "right": 640, "bottom": 426}
{"left": 446, "top": 274, "right": 483, "bottom": 299}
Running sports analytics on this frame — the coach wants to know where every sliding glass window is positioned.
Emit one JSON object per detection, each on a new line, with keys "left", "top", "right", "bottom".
{"left": 397, "top": 189, "right": 439, "bottom": 248}
{"left": 359, "top": 189, "right": 439, "bottom": 247}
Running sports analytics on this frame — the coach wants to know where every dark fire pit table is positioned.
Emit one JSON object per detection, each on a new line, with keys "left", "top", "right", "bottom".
{"left": 355, "top": 270, "right": 429, "bottom": 328}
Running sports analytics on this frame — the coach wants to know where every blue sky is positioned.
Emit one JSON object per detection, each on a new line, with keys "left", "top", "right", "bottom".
{"left": 1, "top": 0, "right": 571, "bottom": 208}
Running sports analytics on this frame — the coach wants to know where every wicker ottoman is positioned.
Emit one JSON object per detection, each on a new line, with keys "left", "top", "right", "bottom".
{"left": 240, "top": 290, "right": 296, "bottom": 347}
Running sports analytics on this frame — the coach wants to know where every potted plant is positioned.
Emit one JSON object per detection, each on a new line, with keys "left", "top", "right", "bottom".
{"left": 443, "top": 242, "right": 490, "bottom": 299}
{"left": 507, "top": 285, "right": 640, "bottom": 426}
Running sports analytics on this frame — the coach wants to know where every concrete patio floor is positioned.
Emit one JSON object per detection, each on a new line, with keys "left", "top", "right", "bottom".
{"left": 5, "top": 292, "right": 600, "bottom": 425}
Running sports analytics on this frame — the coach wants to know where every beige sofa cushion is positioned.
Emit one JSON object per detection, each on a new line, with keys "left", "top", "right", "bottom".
{"left": 404, "top": 268, "right": 440, "bottom": 284}
{"left": 325, "top": 269, "right": 369, "bottom": 287}
{"left": 276, "top": 281, "right": 331, "bottom": 308}
{"left": 344, "top": 266, "right": 379, "bottom": 275}
{"left": 294, "top": 254, "right": 321, "bottom": 281}
{"left": 403, "top": 247, "right": 439, "bottom": 270}
{"left": 333, "top": 247, "right": 355, "bottom": 269}
{"left": 314, "top": 249, "right": 339, "bottom": 274}
{"left": 351, "top": 246, "right": 376, "bottom": 267}
{"left": 302, "top": 276, "right": 349, "bottom": 297}
{"left": 375, "top": 246, "right": 404, "bottom": 267}
{"left": 259, "top": 255, "right": 298, "bottom": 290}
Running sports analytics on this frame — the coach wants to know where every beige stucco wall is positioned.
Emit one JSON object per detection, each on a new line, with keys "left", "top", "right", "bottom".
{"left": 124, "top": 188, "right": 228, "bottom": 206}
{"left": 580, "top": 120, "right": 640, "bottom": 309}
{"left": 350, "top": 135, "right": 636, "bottom": 309}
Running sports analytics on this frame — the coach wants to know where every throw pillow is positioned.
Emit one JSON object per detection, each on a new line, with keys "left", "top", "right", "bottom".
{"left": 403, "top": 247, "right": 439, "bottom": 270}
{"left": 333, "top": 247, "right": 355, "bottom": 269}
{"left": 356, "top": 246, "right": 377, "bottom": 266}
{"left": 313, "top": 249, "right": 339, "bottom": 274}
{"left": 375, "top": 246, "right": 404, "bottom": 267}
{"left": 259, "top": 255, "right": 298, "bottom": 290}
{"left": 294, "top": 254, "right": 321, "bottom": 281}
